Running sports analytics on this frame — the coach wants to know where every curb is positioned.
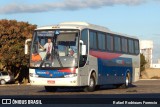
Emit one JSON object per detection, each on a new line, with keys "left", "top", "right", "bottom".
{"left": 0, "top": 83, "right": 31, "bottom": 87}
{"left": 140, "top": 79, "right": 160, "bottom": 80}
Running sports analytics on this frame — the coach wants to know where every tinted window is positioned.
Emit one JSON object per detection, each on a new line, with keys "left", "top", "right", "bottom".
{"left": 80, "top": 29, "right": 88, "bottom": 67}
{"left": 89, "top": 31, "right": 97, "bottom": 49}
{"left": 89, "top": 31, "right": 94, "bottom": 49}
{"left": 106, "top": 34, "right": 113, "bottom": 51}
{"left": 121, "top": 38, "right": 128, "bottom": 53}
{"left": 134, "top": 40, "right": 139, "bottom": 54}
{"left": 114, "top": 36, "right": 121, "bottom": 52}
{"left": 128, "top": 39, "right": 134, "bottom": 54}
{"left": 81, "top": 30, "right": 88, "bottom": 46}
{"left": 98, "top": 33, "right": 105, "bottom": 50}
{"left": 81, "top": 29, "right": 88, "bottom": 53}
{"left": 1, "top": 72, "right": 8, "bottom": 75}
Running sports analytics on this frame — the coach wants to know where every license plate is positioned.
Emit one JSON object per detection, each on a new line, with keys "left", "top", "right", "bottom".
{"left": 47, "top": 80, "right": 55, "bottom": 84}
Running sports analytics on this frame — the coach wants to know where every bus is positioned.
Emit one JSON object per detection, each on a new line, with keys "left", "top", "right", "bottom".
{"left": 25, "top": 22, "right": 140, "bottom": 92}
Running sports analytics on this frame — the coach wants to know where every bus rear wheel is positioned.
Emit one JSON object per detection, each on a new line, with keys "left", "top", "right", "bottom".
{"left": 45, "top": 86, "right": 57, "bottom": 92}
{"left": 118, "top": 73, "right": 131, "bottom": 89}
{"left": 83, "top": 75, "right": 96, "bottom": 92}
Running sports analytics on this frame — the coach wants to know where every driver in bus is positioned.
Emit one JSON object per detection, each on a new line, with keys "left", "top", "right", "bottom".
{"left": 68, "top": 48, "right": 77, "bottom": 58}
{"left": 39, "top": 38, "right": 53, "bottom": 60}
{"left": 68, "top": 48, "right": 74, "bottom": 56}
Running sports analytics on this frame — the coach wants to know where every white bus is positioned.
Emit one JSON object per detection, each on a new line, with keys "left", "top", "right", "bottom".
{"left": 25, "top": 22, "right": 140, "bottom": 92}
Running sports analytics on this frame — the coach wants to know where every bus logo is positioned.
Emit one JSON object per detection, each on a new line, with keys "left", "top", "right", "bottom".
{"left": 46, "top": 71, "right": 49, "bottom": 74}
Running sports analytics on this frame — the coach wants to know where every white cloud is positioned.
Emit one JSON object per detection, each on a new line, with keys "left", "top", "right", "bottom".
{"left": 0, "top": 0, "right": 146, "bottom": 14}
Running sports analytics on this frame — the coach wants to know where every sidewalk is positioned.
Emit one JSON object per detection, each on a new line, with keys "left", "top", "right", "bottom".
{"left": 0, "top": 83, "right": 31, "bottom": 86}
{"left": 139, "top": 78, "right": 160, "bottom": 80}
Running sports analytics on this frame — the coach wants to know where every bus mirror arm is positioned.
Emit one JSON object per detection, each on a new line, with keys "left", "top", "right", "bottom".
{"left": 25, "top": 39, "right": 32, "bottom": 54}
{"left": 80, "top": 40, "right": 84, "bottom": 45}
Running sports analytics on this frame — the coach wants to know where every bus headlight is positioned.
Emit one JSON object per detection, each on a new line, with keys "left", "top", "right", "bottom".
{"left": 64, "top": 74, "right": 77, "bottom": 78}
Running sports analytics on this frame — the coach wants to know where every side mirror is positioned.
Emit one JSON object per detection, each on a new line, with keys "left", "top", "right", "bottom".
{"left": 25, "top": 39, "right": 32, "bottom": 54}
{"left": 25, "top": 44, "right": 28, "bottom": 54}
{"left": 80, "top": 40, "right": 86, "bottom": 55}
{"left": 81, "top": 45, "right": 86, "bottom": 55}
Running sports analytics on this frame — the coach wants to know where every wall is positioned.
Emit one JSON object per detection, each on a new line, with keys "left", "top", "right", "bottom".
{"left": 151, "top": 64, "right": 160, "bottom": 68}
{"left": 141, "top": 68, "right": 160, "bottom": 79}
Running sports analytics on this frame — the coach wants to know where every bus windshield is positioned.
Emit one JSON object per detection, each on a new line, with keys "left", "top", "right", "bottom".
{"left": 30, "top": 30, "right": 79, "bottom": 68}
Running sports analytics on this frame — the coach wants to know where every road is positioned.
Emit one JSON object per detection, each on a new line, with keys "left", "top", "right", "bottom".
{"left": 0, "top": 80, "right": 160, "bottom": 97}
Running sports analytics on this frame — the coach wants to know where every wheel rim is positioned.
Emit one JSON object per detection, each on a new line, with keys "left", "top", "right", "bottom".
{"left": 89, "top": 78, "right": 94, "bottom": 87}
{"left": 126, "top": 76, "right": 129, "bottom": 86}
{"left": 1, "top": 80, "right": 5, "bottom": 85}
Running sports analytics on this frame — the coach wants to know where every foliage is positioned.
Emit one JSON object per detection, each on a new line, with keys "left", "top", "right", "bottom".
{"left": 140, "top": 53, "right": 147, "bottom": 72}
{"left": 0, "top": 19, "right": 36, "bottom": 83}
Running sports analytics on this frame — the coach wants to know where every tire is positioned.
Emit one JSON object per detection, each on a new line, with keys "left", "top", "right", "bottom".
{"left": 45, "top": 86, "right": 57, "bottom": 92}
{"left": 83, "top": 75, "right": 96, "bottom": 92}
{"left": 95, "top": 85, "right": 101, "bottom": 91}
{"left": 117, "top": 73, "right": 131, "bottom": 89}
{"left": 0, "top": 79, "right": 6, "bottom": 85}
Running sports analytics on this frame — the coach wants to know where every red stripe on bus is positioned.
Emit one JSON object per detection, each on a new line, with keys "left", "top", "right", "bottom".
{"left": 58, "top": 68, "right": 76, "bottom": 73}
{"left": 89, "top": 50, "right": 122, "bottom": 60}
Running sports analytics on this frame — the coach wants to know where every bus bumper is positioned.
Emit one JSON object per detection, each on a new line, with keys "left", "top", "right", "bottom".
{"left": 29, "top": 76, "right": 78, "bottom": 86}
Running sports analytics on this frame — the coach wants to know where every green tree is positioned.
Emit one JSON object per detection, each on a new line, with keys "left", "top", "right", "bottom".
{"left": 140, "top": 53, "right": 147, "bottom": 72}
{"left": 0, "top": 19, "right": 36, "bottom": 83}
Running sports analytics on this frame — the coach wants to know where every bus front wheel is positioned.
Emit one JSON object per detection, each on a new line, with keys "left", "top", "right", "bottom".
{"left": 45, "top": 86, "right": 57, "bottom": 92}
{"left": 83, "top": 75, "right": 96, "bottom": 92}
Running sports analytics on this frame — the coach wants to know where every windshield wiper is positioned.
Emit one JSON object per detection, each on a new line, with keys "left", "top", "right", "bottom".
{"left": 39, "top": 53, "right": 47, "bottom": 68}
{"left": 53, "top": 45, "right": 63, "bottom": 67}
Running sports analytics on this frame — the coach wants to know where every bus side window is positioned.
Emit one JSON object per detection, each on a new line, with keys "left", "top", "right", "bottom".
{"left": 128, "top": 39, "right": 134, "bottom": 54}
{"left": 89, "top": 31, "right": 97, "bottom": 50}
{"left": 79, "top": 29, "right": 88, "bottom": 67}
{"left": 121, "top": 37, "right": 128, "bottom": 53}
{"left": 134, "top": 40, "right": 139, "bottom": 55}
{"left": 81, "top": 29, "right": 88, "bottom": 53}
{"left": 98, "top": 32, "right": 105, "bottom": 50}
{"left": 114, "top": 36, "right": 121, "bottom": 52}
{"left": 106, "top": 34, "right": 113, "bottom": 51}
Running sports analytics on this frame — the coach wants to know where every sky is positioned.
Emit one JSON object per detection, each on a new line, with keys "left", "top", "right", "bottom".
{"left": 0, "top": 0, "right": 160, "bottom": 63}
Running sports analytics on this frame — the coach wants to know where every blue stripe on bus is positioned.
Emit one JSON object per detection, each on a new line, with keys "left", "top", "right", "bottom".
{"left": 89, "top": 50, "right": 133, "bottom": 85}
{"left": 35, "top": 69, "right": 70, "bottom": 78}
{"left": 97, "top": 57, "right": 132, "bottom": 85}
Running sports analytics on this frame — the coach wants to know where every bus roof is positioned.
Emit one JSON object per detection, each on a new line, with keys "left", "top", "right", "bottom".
{"left": 36, "top": 22, "right": 138, "bottom": 39}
